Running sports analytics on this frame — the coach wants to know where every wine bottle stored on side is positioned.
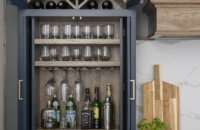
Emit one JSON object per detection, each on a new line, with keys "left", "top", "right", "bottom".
{"left": 57, "top": 0, "right": 70, "bottom": 9}
{"left": 87, "top": 0, "right": 98, "bottom": 9}
{"left": 28, "top": 0, "right": 44, "bottom": 9}
{"left": 102, "top": 0, "right": 113, "bottom": 9}
{"left": 92, "top": 87, "right": 102, "bottom": 128}
{"left": 46, "top": 1, "right": 57, "bottom": 9}
{"left": 51, "top": 95, "right": 61, "bottom": 128}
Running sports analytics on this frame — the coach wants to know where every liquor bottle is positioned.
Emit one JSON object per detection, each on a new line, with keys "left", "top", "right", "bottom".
{"left": 92, "top": 87, "right": 102, "bottom": 128}
{"left": 81, "top": 88, "right": 94, "bottom": 129}
{"left": 66, "top": 94, "right": 77, "bottom": 128}
{"left": 51, "top": 95, "right": 61, "bottom": 127}
{"left": 57, "top": 0, "right": 70, "bottom": 9}
{"left": 46, "top": 1, "right": 57, "bottom": 9}
{"left": 87, "top": 0, "right": 98, "bottom": 9}
{"left": 41, "top": 101, "right": 57, "bottom": 129}
{"left": 74, "top": 70, "right": 82, "bottom": 103}
{"left": 28, "top": 0, "right": 44, "bottom": 9}
{"left": 102, "top": 0, "right": 113, "bottom": 9}
{"left": 103, "top": 83, "right": 114, "bottom": 129}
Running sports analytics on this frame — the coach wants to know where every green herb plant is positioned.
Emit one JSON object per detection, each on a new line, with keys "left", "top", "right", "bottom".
{"left": 137, "top": 118, "right": 168, "bottom": 130}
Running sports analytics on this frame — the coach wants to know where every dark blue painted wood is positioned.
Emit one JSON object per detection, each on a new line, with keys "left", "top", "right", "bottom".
{"left": 130, "top": 8, "right": 137, "bottom": 130}
{"left": 126, "top": 0, "right": 144, "bottom": 8}
{"left": 7, "top": 0, "right": 27, "bottom": 8}
{"left": 120, "top": 18, "right": 124, "bottom": 130}
{"left": 19, "top": 9, "right": 133, "bottom": 17}
{"left": 31, "top": 17, "right": 36, "bottom": 130}
{"left": 126, "top": 16, "right": 131, "bottom": 130}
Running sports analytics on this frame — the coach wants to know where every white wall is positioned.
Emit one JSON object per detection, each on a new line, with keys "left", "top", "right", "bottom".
{"left": 0, "top": 0, "right": 4, "bottom": 130}
{"left": 136, "top": 40, "right": 200, "bottom": 130}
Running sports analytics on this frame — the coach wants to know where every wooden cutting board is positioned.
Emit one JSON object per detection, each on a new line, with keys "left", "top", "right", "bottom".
{"left": 143, "top": 65, "right": 179, "bottom": 130}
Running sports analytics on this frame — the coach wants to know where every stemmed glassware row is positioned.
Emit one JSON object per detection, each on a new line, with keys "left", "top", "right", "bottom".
{"left": 40, "top": 45, "right": 111, "bottom": 61}
{"left": 40, "top": 24, "right": 114, "bottom": 39}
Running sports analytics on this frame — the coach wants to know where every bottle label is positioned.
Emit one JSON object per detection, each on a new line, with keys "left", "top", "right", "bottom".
{"left": 53, "top": 101, "right": 59, "bottom": 107}
{"left": 93, "top": 107, "right": 99, "bottom": 119}
{"left": 67, "top": 101, "right": 73, "bottom": 107}
{"left": 66, "top": 110, "right": 76, "bottom": 123}
{"left": 48, "top": 110, "right": 56, "bottom": 119}
{"left": 56, "top": 110, "right": 60, "bottom": 122}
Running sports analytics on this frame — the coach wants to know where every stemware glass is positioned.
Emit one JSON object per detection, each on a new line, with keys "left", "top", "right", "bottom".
{"left": 45, "top": 71, "right": 56, "bottom": 97}
{"left": 60, "top": 46, "right": 71, "bottom": 61}
{"left": 74, "top": 70, "right": 83, "bottom": 103}
{"left": 103, "top": 24, "right": 114, "bottom": 39}
{"left": 82, "top": 25, "right": 92, "bottom": 39}
{"left": 40, "top": 45, "right": 50, "bottom": 61}
{"left": 93, "top": 25, "right": 103, "bottom": 39}
{"left": 93, "top": 47, "right": 102, "bottom": 61}
{"left": 40, "top": 24, "right": 51, "bottom": 39}
{"left": 63, "top": 24, "right": 72, "bottom": 39}
{"left": 83, "top": 45, "right": 92, "bottom": 61}
{"left": 101, "top": 46, "right": 111, "bottom": 61}
{"left": 60, "top": 71, "right": 69, "bottom": 102}
{"left": 72, "top": 48, "right": 82, "bottom": 61}
{"left": 50, "top": 46, "right": 59, "bottom": 61}
{"left": 51, "top": 24, "right": 60, "bottom": 39}
{"left": 72, "top": 25, "right": 81, "bottom": 39}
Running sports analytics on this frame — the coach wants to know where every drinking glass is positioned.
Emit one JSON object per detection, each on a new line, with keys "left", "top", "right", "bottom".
{"left": 60, "top": 118, "right": 67, "bottom": 129}
{"left": 40, "top": 45, "right": 50, "bottom": 61}
{"left": 72, "top": 25, "right": 81, "bottom": 39}
{"left": 82, "top": 25, "right": 92, "bottom": 39}
{"left": 50, "top": 46, "right": 59, "bottom": 61}
{"left": 101, "top": 46, "right": 111, "bottom": 61}
{"left": 45, "top": 79, "right": 56, "bottom": 97}
{"left": 83, "top": 46, "right": 92, "bottom": 61}
{"left": 63, "top": 24, "right": 72, "bottom": 39}
{"left": 51, "top": 24, "right": 60, "bottom": 39}
{"left": 72, "top": 48, "right": 82, "bottom": 61}
{"left": 103, "top": 24, "right": 114, "bottom": 39}
{"left": 93, "top": 47, "right": 102, "bottom": 61}
{"left": 60, "top": 46, "right": 70, "bottom": 61}
{"left": 93, "top": 25, "right": 103, "bottom": 39}
{"left": 40, "top": 24, "right": 51, "bottom": 39}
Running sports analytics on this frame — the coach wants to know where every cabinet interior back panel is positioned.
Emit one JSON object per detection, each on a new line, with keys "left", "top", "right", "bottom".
{"left": 35, "top": 68, "right": 120, "bottom": 129}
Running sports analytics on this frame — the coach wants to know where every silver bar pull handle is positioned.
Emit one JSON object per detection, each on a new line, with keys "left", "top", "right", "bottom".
{"left": 130, "top": 80, "right": 135, "bottom": 101}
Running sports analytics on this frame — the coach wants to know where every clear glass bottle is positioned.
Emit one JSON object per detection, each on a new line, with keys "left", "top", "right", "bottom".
{"left": 41, "top": 101, "right": 57, "bottom": 129}
{"left": 51, "top": 95, "right": 61, "bottom": 127}
{"left": 74, "top": 70, "right": 83, "bottom": 103}
{"left": 60, "top": 71, "right": 69, "bottom": 102}
{"left": 81, "top": 88, "right": 94, "bottom": 129}
{"left": 66, "top": 94, "right": 77, "bottom": 128}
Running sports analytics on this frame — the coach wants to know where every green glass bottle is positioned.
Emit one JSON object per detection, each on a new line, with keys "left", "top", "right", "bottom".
{"left": 92, "top": 87, "right": 102, "bottom": 128}
{"left": 51, "top": 95, "right": 61, "bottom": 128}
{"left": 66, "top": 94, "right": 77, "bottom": 128}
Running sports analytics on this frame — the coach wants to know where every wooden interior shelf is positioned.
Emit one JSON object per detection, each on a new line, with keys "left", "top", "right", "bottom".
{"left": 35, "top": 39, "right": 120, "bottom": 45}
{"left": 35, "top": 61, "right": 120, "bottom": 67}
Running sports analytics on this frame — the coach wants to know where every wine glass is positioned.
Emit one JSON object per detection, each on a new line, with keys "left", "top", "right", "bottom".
{"left": 40, "top": 45, "right": 50, "bottom": 61}
{"left": 63, "top": 24, "right": 72, "bottom": 39}
{"left": 50, "top": 46, "right": 59, "bottom": 61}
{"left": 60, "top": 71, "right": 69, "bottom": 102}
{"left": 51, "top": 24, "right": 60, "bottom": 39}
{"left": 83, "top": 45, "right": 92, "bottom": 61}
{"left": 93, "top": 46, "right": 102, "bottom": 61}
{"left": 60, "top": 45, "right": 71, "bottom": 61}
{"left": 103, "top": 24, "right": 114, "bottom": 39}
{"left": 72, "top": 48, "right": 82, "bottom": 61}
{"left": 93, "top": 25, "right": 103, "bottom": 39}
{"left": 40, "top": 24, "right": 51, "bottom": 39}
{"left": 101, "top": 46, "right": 111, "bottom": 61}
{"left": 72, "top": 25, "right": 81, "bottom": 39}
{"left": 82, "top": 25, "right": 92, "bottom": 39}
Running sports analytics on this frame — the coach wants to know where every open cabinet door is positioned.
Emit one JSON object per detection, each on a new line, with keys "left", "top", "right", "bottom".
{"left": 6, "top": 5, "right": 31, "bottom": 130}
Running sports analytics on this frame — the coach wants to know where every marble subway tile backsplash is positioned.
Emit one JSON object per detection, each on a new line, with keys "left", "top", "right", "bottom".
{"left": 136, "top": 40, "right": 200, "bottom": 130}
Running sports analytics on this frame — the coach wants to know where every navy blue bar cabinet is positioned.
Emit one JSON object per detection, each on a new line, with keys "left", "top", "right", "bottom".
{"left": 7, "top": 3, "right": 136, "bottom": 130}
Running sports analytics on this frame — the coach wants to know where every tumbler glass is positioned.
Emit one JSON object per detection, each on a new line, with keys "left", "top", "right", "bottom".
{"left": 93, "top": 47, "right": 102, "bottom": 61}
{"left": 60, "top": 46, "right": 70, "bottom": 61}
{"left": 101, "top": 46, "right": 111, "bottom": 61}
{"left": 63, "top": 24, "right": 72, "bottom": 39}
{"left": 83, "top": 45, "right": 92, "bottom": 61}
{"left": 51, "top": 24, "right": 60, "bottom": 39}
{"left": 93, "top": 25, "right": 103, "bottom": 39}
{"left": 103, "top": 24, "right": 114, "bottom": 39}
{"left": 40, "top": 24, "right": 51, "bottom": 39}
{"left": 72, "top": 25, "right": 81, "bottom": 39}
{"left": 40, "top": 45, "right": 50, "bottom": 61}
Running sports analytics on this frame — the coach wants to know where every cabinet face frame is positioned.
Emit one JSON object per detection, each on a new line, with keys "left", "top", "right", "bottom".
{"left": 17, "top": 9, "right": 136, "bottom": 130}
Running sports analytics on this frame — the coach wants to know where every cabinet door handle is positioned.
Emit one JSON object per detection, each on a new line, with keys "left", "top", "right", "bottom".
{"left": 18, "top": 80, "right": 23, "bottom": 100}
{"left": 130, "top": 80, "right": 135, "bottom": 101}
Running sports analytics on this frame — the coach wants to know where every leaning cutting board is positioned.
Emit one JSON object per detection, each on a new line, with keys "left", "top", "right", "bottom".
{"left": 143, "top": 65, "right": 179, "bottom": 130}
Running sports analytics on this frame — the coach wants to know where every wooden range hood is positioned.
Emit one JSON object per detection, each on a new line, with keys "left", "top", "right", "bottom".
{"left": 143, "top": 0, "right": 200, "bottom": 39}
